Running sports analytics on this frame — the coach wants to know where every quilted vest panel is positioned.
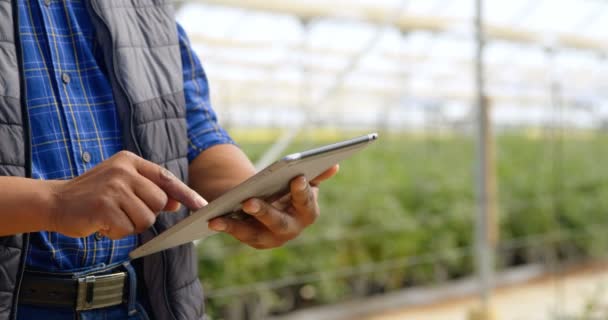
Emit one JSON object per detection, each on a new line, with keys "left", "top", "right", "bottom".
{"left": 0, "top": 1, "right": 28, "bottom": 319}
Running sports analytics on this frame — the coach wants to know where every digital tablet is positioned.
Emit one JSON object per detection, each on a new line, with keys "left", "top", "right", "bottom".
{"left": 129, "top": 133, "right": 379, "bottom": 259}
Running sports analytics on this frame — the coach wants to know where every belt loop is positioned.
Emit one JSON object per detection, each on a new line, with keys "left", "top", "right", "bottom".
{"left": 122, "top": 261, "right": 138, "bottom": 316}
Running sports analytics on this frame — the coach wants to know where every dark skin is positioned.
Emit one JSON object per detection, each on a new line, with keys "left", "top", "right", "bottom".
{"left": 190, "top": 144, "right": 339, "bottom": 249}
{"left": 0, "top": 144, "right": 338, "bottom": 250}
{"left": 208, "top": 166, "right": 339, "bottom": 249}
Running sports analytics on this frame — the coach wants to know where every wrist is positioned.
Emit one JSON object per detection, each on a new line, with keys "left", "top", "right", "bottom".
{"left": 40, "top": 180, "right": 64, "bottom": 232}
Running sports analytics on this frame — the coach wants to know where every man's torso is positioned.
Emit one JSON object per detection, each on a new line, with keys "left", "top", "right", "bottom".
{"left": 18, "top": 0, "right": 136, "bottom": 272}
{"left": 0, "top": 1, "right": 233, "bottom": 317}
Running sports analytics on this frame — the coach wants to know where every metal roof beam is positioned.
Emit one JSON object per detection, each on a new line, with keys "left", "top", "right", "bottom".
{"left": 194, "top": 0, "right": 607, "bottom": 53}
{"left": 210, "top": 78, "right": 570, "bottom": 106}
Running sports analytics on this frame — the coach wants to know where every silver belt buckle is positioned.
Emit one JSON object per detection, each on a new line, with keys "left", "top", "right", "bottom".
{"left": 75, "top": 272, "right": 126, "bottom": 311}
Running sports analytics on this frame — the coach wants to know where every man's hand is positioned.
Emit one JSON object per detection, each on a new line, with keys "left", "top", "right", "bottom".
{"left": 48, "top": 151, "right": 207, "bottom": 240}
{"left": 208, "top": 165, "right": 339, "bottom": 249}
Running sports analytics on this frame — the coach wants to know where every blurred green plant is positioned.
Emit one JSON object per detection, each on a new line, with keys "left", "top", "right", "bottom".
{"left": 198, "top": 132, "right": 608, "bottom": 318}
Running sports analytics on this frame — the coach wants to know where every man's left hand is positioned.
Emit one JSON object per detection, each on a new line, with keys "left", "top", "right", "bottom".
{"left": 208, "top": 165, "right": 339, "bottom": 249}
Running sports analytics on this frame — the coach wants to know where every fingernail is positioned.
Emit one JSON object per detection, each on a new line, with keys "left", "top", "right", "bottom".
{"left": 195, "top": 194, "right": 208, "bottom": 208}
{"left": 210, "top": 220, "right": 226, "bottom": 231}
{"left": 160, "top": 168, "right": 175, "bottom": 181}
{"left": 246, "top": 200, "right": 260, "bottom": 214}
{"left": 297, "top": 177, "right": 308, "bottom": 191}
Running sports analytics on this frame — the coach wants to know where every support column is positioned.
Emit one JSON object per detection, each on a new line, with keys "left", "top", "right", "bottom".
{"left": 470, "top": 0, "right": 498, "bottom": 319}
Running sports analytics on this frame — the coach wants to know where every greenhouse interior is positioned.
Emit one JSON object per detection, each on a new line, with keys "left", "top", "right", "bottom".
{"left": 176, "top": 0, "right": 608, "bottom": 319}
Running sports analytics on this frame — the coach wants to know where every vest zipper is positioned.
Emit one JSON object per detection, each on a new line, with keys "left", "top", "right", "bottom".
{"left": 11, "top": 1, "right": 33, "bottom": 319}
{"left": 88, "top": 3, "right": 177, "bottom": 320}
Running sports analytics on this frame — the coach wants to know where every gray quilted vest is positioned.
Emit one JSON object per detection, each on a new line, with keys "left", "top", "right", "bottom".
{"left": 0, "top": 0, "right": 204, "bottom": 319}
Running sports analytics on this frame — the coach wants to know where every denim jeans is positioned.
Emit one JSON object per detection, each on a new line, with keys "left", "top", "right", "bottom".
{"left": 17, "top": 261, "right": 150, "bottom": 320}
{"left": 17, "top": 303, "right": 150, "bottom": 320}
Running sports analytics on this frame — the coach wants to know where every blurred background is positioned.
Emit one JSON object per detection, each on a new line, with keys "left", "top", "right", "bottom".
{"left": 175, "top": 0, "right": 608, "bottom": 319}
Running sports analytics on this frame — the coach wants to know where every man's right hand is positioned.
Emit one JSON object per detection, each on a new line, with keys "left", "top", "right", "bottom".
{"left": 47, "top": 151, "right": 207, "bottom": 240}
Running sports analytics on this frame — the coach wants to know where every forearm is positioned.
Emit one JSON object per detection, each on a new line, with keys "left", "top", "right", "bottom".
{"left": 0, "top": 177, "right": 55, "bottom": 236}
{"left": 188, "top": 144, "right": 256, "bottom": 201}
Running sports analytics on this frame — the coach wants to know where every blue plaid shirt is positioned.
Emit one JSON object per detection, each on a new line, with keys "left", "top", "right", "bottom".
{"left": 18, "top": 0, "right": 233, "bottom": 272}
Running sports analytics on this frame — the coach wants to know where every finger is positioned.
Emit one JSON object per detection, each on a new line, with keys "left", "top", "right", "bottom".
{"left": 121, "top": 191, "right": 157, "bottom": 234}
{"left": 164, "top": 199, "right": 181, "bottom": 212}
{"left": 242, "top": 199, "right": 299, "bottom": 238}
{"left": 264, "top": 191, "right": 289, "bottom": 204}
{"left": 289, "top": 176, "right": 319, "bottom": 225}
{"left": 270, "top": 193, "right": 292, "bottom": 211}
{"left": 310, "top": 164, "right": 339, "bottom": 186}
{"left": 133, "top": 156, "right": 207, "bottom": 210}
{"left": 105, "top": 208, "right": 136, "bottom": 240}
{"left": 208, "top": 217, "right": 278, "bottom": 249}
{"left": 132, "top": 176, "right": 169, "bottom": 214}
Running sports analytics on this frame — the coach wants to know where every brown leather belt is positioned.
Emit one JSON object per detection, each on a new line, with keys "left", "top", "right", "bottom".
{"left": 19, "top": 271, "right": 127, "bottom": 311}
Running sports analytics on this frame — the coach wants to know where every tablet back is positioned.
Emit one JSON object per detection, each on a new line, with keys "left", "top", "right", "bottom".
{"left": 129, "top": 133, "right": 378, "bottom": 259}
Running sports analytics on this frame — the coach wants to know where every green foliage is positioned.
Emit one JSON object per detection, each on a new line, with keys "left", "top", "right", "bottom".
{"left": 198, "top": 133, "right": 608, "bottom": 317}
